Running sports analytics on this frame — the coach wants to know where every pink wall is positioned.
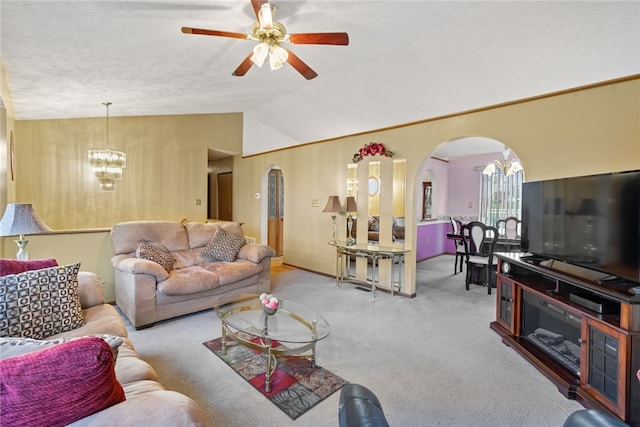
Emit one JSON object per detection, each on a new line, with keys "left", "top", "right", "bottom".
{"left": 447, "top": 152, "right": 515, "bottom": 220}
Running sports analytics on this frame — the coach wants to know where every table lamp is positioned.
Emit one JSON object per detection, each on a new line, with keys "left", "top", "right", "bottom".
{"left": 322, "top": 196, "right": 344, "bottom": 244}
{"left": 0, "top": 203, "right": 52, "bottom": 260}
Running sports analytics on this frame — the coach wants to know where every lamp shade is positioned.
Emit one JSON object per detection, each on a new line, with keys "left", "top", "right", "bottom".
{"left": 0, "top": 204, "right": 52, "bottom": 237}
{"left": 322, "top": 196, "right": 344, "bottom": 213}
{"left": 345, "top": 196, "right": 357, "bottom": 213}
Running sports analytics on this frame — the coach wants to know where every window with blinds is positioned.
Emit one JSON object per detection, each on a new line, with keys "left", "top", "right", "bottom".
{"left": 480, "top": 170, "right": 523, "bottom": 227}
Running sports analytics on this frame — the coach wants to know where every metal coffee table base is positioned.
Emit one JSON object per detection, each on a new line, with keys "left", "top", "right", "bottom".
{"left": 220, "top": 307, "right": 319, "bottom": 393}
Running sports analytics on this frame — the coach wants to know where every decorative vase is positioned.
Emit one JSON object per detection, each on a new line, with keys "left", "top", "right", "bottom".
{"left": 262, "top": 306, "right": 277, "bottom": 315}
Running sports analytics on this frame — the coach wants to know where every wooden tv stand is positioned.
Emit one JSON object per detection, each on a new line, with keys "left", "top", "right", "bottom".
{"left": 491, "top": 252, "right": 640, "bottom": 425}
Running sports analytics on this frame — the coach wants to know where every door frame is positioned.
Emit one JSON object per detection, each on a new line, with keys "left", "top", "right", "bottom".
{"left": 260, "top": 165, "right": 282, "bottom": 249}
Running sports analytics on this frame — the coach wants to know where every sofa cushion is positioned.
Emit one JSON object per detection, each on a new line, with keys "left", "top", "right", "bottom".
{"left": 184, "top": 221, "right": 245, "bottom": 248}
{"left": 136, "top": 240, "right": 175, "bottom": 273}
{"left": 0, "top": 258, "right": 58, "bottom": 276}
{"left": 157, "top": 266, "right": 220, "bottom": 295}
{"left": 202, "top": 260, "right": 263, "bottom": 286}
{"left": 111, "top": 220, "right": 190, "bottom": 255}
{"left": 0, "top": 336, "right": 126, "bottom": 427}
{"left": 0, "top": 263, "right": 85, "bottom": 340}
{"left": 202, "top": 227, "right": 246, "bottom": 262}
{"left": 48, "top": 303, "right": 128, "bottom": 340}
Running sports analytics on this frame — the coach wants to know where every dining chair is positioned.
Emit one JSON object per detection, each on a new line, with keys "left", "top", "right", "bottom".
{"left": 450, "top": 217, "right": 465, "bottom": 274}
{"left": 462, "top": 221, "right": 499, "bottom": 294}
{"left": 496, "top": 216, "right": 521, "bottom": 239}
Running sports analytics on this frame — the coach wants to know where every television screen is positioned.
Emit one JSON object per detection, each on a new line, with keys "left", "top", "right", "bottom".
{"left": 521, "top": 170, "right": 640, "bottom": 285}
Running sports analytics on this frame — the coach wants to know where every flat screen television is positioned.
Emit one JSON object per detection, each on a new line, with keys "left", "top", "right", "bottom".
{"left": 521, "top": 169, "right": 640, "bottom": 285}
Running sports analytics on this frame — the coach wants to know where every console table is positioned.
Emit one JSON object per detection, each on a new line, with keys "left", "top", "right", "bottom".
{"left": 491, "top": 252, "right": 640, "bottom": 425}
{"left": 329, "top": 241, "right": 408, "bottom": 298}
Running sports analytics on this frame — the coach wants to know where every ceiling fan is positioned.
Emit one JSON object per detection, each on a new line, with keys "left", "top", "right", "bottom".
{"left": 181, "top": 0, "right": 349, "bottom": 80}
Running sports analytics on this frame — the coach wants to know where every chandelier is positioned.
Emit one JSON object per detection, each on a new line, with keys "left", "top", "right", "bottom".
{"left": 88, "top": 102, "right": 126, "bottom": 191}
{"left": 482, "top": 146, "right": 522, "bottom": 176}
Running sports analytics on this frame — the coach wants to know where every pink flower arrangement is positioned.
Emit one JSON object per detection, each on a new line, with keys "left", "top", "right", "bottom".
{"left": 259, "top": 293, "right": 279, "bottom": 312}
{"left": 352, "top": 142, "right": 394, "bottom": 163}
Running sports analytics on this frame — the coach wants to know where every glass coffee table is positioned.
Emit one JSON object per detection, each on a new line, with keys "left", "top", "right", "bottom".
{"left": 215, "top": 296, "right": 331, "bottom": 392}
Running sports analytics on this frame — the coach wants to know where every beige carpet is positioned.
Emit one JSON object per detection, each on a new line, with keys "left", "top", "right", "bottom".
{"left": 123, "top": 255, "right": 583, "bottom": 426}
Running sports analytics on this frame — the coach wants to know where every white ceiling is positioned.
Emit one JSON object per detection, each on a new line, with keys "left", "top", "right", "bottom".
{"left": 1, "top": 1, "right": 638, "bottom": 157}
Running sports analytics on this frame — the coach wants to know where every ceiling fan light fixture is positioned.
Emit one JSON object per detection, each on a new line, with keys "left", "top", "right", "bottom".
{"left": 258, "top": 3, "right": 273, "bottom": 29}
{"left": 269, "top": 45, "right": 288, "bottom": 70}
{"left": 251, "top": 42, "right": 269, "bottom": 67}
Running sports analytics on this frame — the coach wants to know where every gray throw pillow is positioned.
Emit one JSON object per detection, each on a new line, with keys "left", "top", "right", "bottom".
{"left": 0, "top": 263, "right": 85, "bottom": 340}
{"left": 0, "top": 334, "right": 124, "bottom": 361}
{"left": 202, "top": 227, "right": 246, "bottom": 262}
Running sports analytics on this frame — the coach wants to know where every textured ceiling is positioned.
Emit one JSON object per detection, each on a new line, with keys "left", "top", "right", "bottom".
{"left": 1, "top": 1, "right": 639, "bottom": 156}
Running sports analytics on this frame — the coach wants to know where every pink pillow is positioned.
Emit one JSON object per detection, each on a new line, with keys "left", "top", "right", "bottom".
{"left": 0, "top": 258, "right": 58, "bottom": 276}
{"left": 0, "top": 336, "right": 125, "bottom": 426}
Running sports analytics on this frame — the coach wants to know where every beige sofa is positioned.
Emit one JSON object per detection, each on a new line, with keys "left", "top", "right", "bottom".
{"left": 350, "top": 216, "right": 405, "bottom": 242}
{"left": 111, "top": 220, "right": 275, "bottom": 329}
{"left": 0, "top": 270, "right": 210, "bottom": 426}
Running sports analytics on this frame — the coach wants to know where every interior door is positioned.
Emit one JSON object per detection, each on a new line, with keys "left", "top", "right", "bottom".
{"left": 217, "top": 172, "right": 233, "bottom": 221}
{"left": 268, "top": 169, "right": 284, "bottom": 256}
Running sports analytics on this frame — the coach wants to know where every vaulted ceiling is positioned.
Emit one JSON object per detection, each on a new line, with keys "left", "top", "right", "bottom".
{"left": 1, "top": 1, "right": 638, "bottom": 156}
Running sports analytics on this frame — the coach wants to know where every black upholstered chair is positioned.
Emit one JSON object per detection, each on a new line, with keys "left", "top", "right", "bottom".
{"left": 462, "top": 221, "right": 499, "bottom": 294}
{"left": 338, "top": 384, "right": 390, "bottom": 427}
{"left": 450, "top": 217, "right": 465, "bottom": 274}
{"left": 563, "top": 410, "right": 630, "bottom": 427}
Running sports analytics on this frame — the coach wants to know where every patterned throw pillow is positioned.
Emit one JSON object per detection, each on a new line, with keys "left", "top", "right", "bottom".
{"left": 0, "top": 334, "right": 124, "bottom": 361}
{"left": 0, "top": 337, "right": 125, "bottom": 426}
{"left": 136, "top": 240, "right": 175, "bottom": 273}
{"left": 201, "top": 227, "right": 246, "bottom": 262}
{"left": 0, "top": 263, "right": 85, "bottom": 340}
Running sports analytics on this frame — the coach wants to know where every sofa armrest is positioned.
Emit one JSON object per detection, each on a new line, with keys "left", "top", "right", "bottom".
{"left": 111, "top": 255, "right": 169, "bottom": 282}
{"left": 77, "top": 272, "right": 106, "bottom": 309}
{"left": 236, "top": 244, "right": 276, "bottom": 264}
{"left": 68, "top": 388, "right": 211, "bottom": 427}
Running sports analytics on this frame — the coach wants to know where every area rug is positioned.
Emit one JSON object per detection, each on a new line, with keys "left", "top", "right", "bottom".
{"left": 203, "top": 336, "right": 347, "bottom": 420}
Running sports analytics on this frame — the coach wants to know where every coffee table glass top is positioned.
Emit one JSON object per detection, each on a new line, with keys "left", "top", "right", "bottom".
{"left": 215, "top": 296, "right": 331, "bottom": 344}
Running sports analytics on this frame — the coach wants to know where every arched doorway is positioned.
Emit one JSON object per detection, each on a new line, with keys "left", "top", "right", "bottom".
{"left": 413, "top": 136, "right": 524, "bottom": 280}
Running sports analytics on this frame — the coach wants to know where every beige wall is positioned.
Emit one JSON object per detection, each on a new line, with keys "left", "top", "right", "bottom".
{"left": 2, "top": 76, "right": 639, "bottom": 300}
{"left": 12, "top": 112, "right": 242, "bottom": 229}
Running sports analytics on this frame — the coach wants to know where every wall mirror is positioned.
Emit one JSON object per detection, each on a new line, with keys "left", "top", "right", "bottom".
{"left": 393, "top": 159, "right": 406, "bottom": 219}
{"left": 347, "top": 164, "right": 358, "bottom": 198}
{"left": 347, "top": 158, "right": 406, "bottom": 223}
{"left": 422, "top": 181, "right": 433, "bottom": 220}
{"left": 368, "top": 162, "right": 380, "bottom": 216}
{"left": 368, "top": 176, "right": 379, "bottom": 196}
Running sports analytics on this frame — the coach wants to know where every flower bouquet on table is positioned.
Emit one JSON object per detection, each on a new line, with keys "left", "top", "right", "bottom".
{"left": 260, "top": 293, "right": 279, "bottom": 315}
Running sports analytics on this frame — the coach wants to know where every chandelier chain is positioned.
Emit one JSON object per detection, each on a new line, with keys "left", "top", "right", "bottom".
{"left": 103, "top": 101, "right": 111, "bottom": 149}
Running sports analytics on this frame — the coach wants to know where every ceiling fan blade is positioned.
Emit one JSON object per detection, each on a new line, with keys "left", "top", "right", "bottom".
{"left": 286, "top": 51, "right": 318, "bottom": 80}
{"left": 251, "top": 0, "right": 269, "bottom": 20}
{"left": 288, "top": 32, "right": 349, "bottom": 46}
{"left": 232, "top": 52, "right": 254, "bottom": 77}
{"left": 182, "top": 27, "right": 249, "bottom": 40}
